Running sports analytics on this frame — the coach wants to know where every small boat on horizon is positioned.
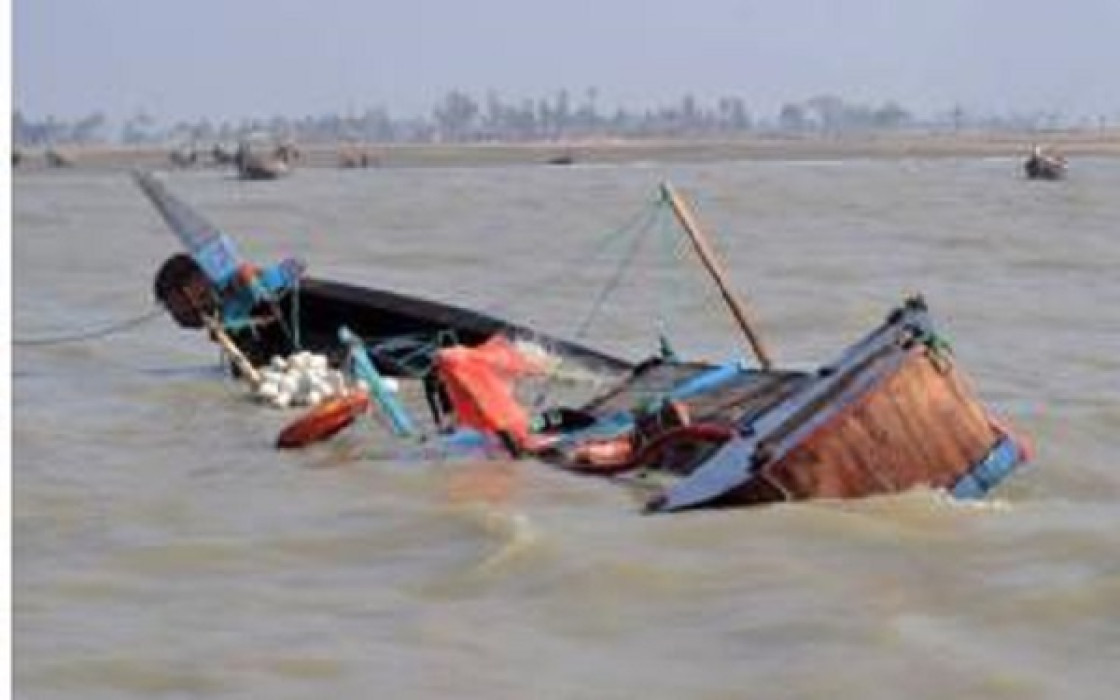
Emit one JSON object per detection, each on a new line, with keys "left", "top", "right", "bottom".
{"left": 45, "top": 148, "right": 74, "bottom": 168}
{"left": 233, "top": 137, "right": 299, "bottom": 180}
{"left": 1024, "top": 145, "right": 1067, "bottom": 180}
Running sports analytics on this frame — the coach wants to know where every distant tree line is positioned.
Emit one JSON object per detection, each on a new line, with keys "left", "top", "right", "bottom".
{"left": 10, "top": 89, "right": 1100, "bottom": 147}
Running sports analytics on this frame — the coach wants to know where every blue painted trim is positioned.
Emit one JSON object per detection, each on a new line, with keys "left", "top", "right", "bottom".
{"left": 219, "top": 258, "right": 305, "bottom": 329}
{"left": 194, "top": 234, "right": 241, "bottom": 287}
{"left": 339, "top": 326, "right": 418, "bottom": 438}
{"left": 535, "top": 411, "right": 635, "bottom": 451}
{"left": 257, "top": 258, "right": 304, "bottom": 297}
{"left": 668, "top": 361, "right": 747, "bottom": 401}
{"left": 540, "top": 362, "right": 749, "bottom": 450}
{"left": 949, "top": 436, "right": 1022, "bottom": 499}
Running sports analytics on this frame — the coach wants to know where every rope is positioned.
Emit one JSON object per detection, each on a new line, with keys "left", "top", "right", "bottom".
{"left": 524, "top": 206, "right": 660, "bottom": 410}
{"left": 477, "top": 195, "right": 662, "bottom": 321}
{"left": 13, "top": 305, "right": 165, "bottom": 346}
{"left": 570, "top": 207, "right": 657, "bottom": 341}
{"left": 219, "top": 276, "right": 301, "bottom": 348}
{"left": 291, "top": 275, "right": 301, "bottom": 350}
{"left": 649, "top": 199, "right": 754, "bottom": 357}
{"left": 356, "top": 328, "right": 462, "bottom": 378}
{"left": 652, "top": 200, "right": 679, "bottom": 351}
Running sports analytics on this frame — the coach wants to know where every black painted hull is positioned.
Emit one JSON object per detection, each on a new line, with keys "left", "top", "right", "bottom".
{"left": 231, "top": 276, "right": 632, "bottom": 378}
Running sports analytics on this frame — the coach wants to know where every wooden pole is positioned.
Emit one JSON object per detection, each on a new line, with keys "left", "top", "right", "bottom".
{"left": 204, "top": 316, "right": 263, "bottom": 386}
{"left": 660, "top": 182, "right": 774, "bottom": 370}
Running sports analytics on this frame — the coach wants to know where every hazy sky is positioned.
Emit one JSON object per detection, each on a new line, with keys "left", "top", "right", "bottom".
{"left": 12, "top": 0, "right": 1120, "bottom": 122}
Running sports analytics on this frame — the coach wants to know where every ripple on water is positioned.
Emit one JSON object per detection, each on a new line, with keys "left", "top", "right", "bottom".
{"left": 13, "top": 158, "right": 1120, "bottom": 698}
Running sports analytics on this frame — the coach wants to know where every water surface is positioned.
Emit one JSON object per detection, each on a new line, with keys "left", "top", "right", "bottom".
{"left": 13, "top": 157, "right": 1120, "bottom": 699}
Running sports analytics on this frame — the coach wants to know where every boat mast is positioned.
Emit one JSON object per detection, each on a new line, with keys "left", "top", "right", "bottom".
{"left": 660, "top": 181, "right": 774, "bottom": 370}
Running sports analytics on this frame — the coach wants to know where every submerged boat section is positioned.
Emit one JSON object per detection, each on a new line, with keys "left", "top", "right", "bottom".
{"left": 647, "top": 296, "right": 1028, "bottom": 511}
{"left": 431, "top": 297, "right": 1029, "bottom": 512}
{"left": 136, "top": 171, "right": 632, "bottom": 381}
{"left": 136, "top": 171, "right": 1030, "bottom": 512}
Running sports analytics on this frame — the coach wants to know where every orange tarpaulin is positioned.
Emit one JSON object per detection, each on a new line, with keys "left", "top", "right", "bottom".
{"left": 435, "top": 336, "right": 547, "bottom": 446}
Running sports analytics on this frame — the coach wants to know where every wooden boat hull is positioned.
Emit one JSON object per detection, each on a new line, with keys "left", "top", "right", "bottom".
{"left": 683, "top": 344, "right": 1015, "bottom": 508}
{"left": 622, "top": 297, "right": 1026, "bottom": 512}
{"left": 139, "top": 173, "right": 1027, "bottom": 511}
{"left": 434, "top": 297, "right": 1025, "bottom": 512}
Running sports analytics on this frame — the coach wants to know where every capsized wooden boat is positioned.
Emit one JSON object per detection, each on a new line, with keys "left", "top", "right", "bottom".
{"left": 135, "top": 171, "right": 631, "bottom": 379}
{"left": 524, "top": 297, "right": 1029, "bottom": 511}
{"left": 432, "top": 296, "right": 1028, "bottom": 511}
{"left": 137, "top": 171, "right": 1029, "bottom": 511}
{"left": 430, "top": 183, "right": 1030, "bottom": 511}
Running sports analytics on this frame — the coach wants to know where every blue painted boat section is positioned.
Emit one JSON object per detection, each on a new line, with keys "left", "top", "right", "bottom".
{"left": 535, "top": 411, "right": 636, "bottom": 451}
{"left": 194, "top": 234, "right": 242, "bottom": 287}
{"left": 949, "top": 435, "right": 1022, "bottom": 499}
{"left": 218, "top": 258, "right": 306, "bottom": 331}
{"left": 134, "top": 171, "right": 225, "bottom": 254}
{"left": 666, "top": 361, "right": 748, "bottom": 402}
{"left": 340, "top": 326, "right": 418, "bottom": 438}
{"left": 258, "top": 259, "right": 304, "bottom": 295}
{"left": 426, "top": 428, "right": 518, "bottom": 460}
{"left": 536, "top": 362, "right": 749, "bottom": 451}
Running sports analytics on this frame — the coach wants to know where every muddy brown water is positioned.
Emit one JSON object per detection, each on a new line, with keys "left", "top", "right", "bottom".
{"left": 13, "top": 156, "right": 1120, "bottom": 699}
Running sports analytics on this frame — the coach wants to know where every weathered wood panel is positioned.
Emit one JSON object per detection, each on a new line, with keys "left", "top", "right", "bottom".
{"left": 734, "top": 348, "right": 999, "bottom": 503}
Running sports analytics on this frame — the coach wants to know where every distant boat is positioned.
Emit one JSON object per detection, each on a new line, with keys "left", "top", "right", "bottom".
{"left": 338, "top": 146, "right": 375, "bottom": 168}
{"left": 45, "top": 148, "right": 74, "bottom": 168}
{"left": 1024, "top": 145, "right": 1067, "bottom": 180}
{"left": 546, "top": 152, "right": 575, "bottom": 166}
{"left": 169, "top": 146, "right": 198, "bottom": 168}
{"left": 234, "top": 139, "right": 298, "bottom": 180}
{"left": 210, "top": 143, "right": 239, "bottom": 166}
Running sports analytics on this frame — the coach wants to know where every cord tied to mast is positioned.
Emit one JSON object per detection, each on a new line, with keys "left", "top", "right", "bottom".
{"left": 658, "top": 181, "right": 774, "bottom": 370}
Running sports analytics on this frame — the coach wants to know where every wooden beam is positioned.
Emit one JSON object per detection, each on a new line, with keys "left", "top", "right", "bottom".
{"left": 204, "top": 316, "right": 263, "bottom": 386}
{"left": 660, "top": 182, "right": 774, "bottom": 370}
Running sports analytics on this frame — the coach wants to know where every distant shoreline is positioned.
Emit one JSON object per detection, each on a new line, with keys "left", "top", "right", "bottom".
{"left": 13, "top": 129, "right": 1120, "bottom": 171}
